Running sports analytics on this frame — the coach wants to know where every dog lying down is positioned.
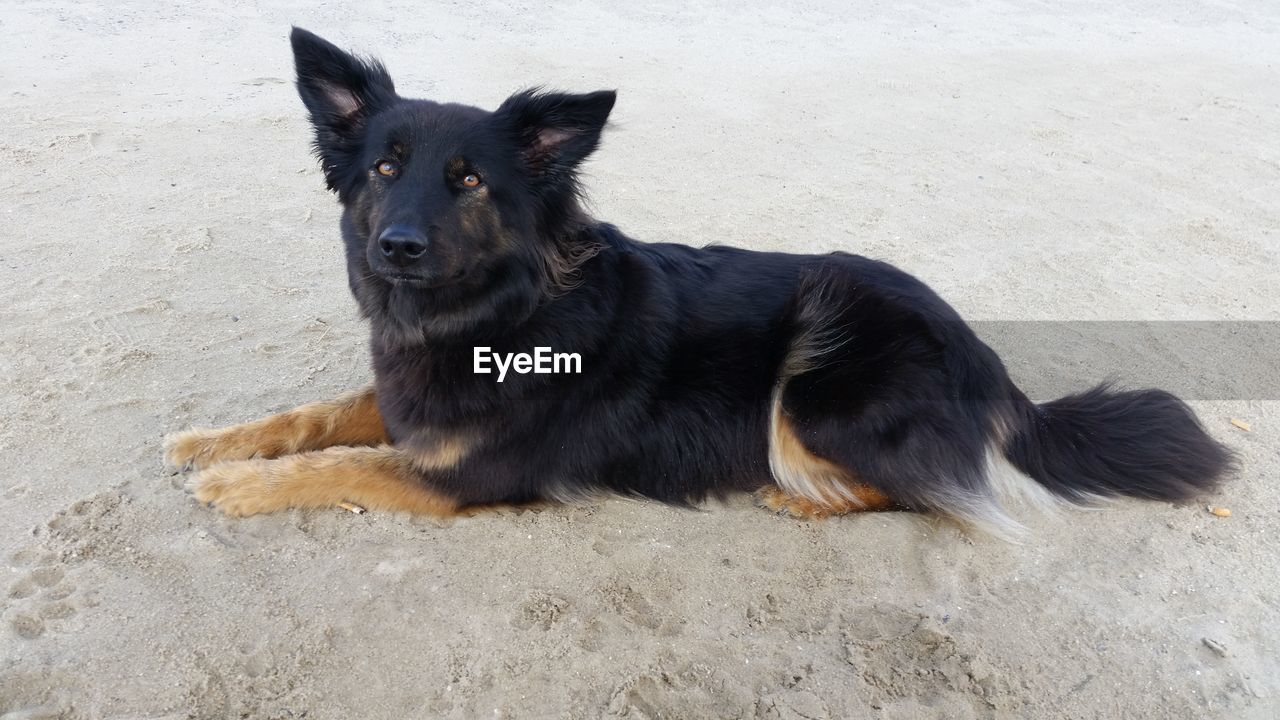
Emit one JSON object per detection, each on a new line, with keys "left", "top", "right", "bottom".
{"left": 165, "top": 28, "right": 1233, "bottom": 539}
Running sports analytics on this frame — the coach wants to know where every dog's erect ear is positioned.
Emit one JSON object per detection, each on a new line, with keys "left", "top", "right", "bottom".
{"left": 290, "top": 27, "right": 396, "bottom": 191}
{"left": 494, "top": 89, "right": 616, "bottom": 189}
{"left": 291, "top": 27, "right": 395, "bottom": 126}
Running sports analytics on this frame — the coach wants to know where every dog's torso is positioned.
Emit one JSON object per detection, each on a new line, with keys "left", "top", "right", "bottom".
{"left": 368, "top": 223, "right": 992, "bottom": 509}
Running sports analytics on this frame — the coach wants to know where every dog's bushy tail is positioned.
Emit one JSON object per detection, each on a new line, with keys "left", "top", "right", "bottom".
{"left": 1002, "top": 384, "right": 1234, "bottom": 504}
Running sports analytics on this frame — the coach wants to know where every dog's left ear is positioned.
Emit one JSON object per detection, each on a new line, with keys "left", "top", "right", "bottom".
{"left": 495, "top": 89, "right": 617, "bottom": 188}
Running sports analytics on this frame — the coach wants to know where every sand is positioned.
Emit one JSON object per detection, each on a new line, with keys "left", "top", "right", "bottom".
{"left": 2, "top": 1, "right": 1278, "bottom": 718}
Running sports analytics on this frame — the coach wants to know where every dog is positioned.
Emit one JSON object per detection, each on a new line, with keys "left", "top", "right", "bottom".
{"left": 164, "top": 28, "right": 1233, "bottom": 538}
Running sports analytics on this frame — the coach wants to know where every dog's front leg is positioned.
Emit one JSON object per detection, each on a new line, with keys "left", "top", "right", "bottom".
{"left": 164, "top": 387, "right": 387, "bottom": 470}
{"left": 186, "top": 445, "right": 459, "bottom": 517}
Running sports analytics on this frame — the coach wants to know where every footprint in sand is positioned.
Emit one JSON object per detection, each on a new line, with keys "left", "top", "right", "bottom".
{"left": 841, "top": 604, "right": 1019, "bottom": 713}
{"left": 5, "top": 545, "right": 87, "bottom": 641}
{"left": 513, "top": 590, "right": 571, "bottom": 631}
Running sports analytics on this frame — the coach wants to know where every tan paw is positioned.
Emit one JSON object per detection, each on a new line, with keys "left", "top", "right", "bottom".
{"left": 755, "top": 483, "right": 898, "bottom": 519}
{"left": 164, "top": 427, "right": 257, "bottom": 471}
{"left": 754, "top": 485, "right": 837, "bottom": 520}
{"left": 186, "top": 461, "right": 283, "bottom": 517}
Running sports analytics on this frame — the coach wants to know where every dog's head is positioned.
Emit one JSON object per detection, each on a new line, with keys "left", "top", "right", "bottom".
{"left": 290, "top": 28, "right": 614, "bottom": 343}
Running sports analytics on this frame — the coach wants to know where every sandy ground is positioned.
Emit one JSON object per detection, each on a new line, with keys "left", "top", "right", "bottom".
{"left": 2, "top": 1, "right": 1278, "bottom": 718}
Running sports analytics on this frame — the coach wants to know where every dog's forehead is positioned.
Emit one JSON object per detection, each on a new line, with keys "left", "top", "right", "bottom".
{"left": 374, "top": 100, "right": 494, "bottom": 151}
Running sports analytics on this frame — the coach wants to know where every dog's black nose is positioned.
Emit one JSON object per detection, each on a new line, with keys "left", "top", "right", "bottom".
{"left": 377, "top": 226, "right": 428, "bottom": 266}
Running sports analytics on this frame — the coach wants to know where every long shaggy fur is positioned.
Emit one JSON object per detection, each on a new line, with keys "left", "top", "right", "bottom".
{"left": 1003, "top": 384, "right": 1235, "bottom": 503}
{"left": 171, "top": 29, "right": 1237, "bottom": 534}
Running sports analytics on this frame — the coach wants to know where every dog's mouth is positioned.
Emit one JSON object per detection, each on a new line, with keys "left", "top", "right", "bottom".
{"left": 379, "top": 269, "right": 467, "bottom": 289}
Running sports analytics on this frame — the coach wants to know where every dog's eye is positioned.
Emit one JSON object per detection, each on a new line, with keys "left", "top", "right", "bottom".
{"left": 461, "top": 173, "right": 482, "bottom": 188}
{"left": 376, "top": 160, "right": 399, "bottom": 177}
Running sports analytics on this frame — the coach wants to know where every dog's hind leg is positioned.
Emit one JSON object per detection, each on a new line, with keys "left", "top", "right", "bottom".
{"left": 186, "top": 445, "right": 459, "bottom": 517}
{"left": 761, "top": 390, "right": 899, "bottom": 519}
{"left": 164, "top": 386, "right": 387, "bottom": 471}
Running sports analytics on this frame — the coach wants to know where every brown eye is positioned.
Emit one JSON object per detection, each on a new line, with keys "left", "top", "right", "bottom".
{"left": 461, "top": 173, "right": 482, "bottom": 188}
{"left": 376, "top": 160, "right": 399, "bottom": 177}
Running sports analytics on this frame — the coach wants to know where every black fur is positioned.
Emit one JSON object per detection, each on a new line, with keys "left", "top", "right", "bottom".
{"left": 1004, "top": 384, "right": 1234, "bottom": 503}
{"left": 289, "top": 28, "right": 1233, "bottom": 529}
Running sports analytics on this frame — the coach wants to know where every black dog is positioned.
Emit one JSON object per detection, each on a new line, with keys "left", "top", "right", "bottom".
{"left": 165, "top": 28, "right": 1232, "bottom": 537}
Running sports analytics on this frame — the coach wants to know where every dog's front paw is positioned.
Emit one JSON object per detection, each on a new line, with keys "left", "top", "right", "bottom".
{"left": 164, "top": 427, "right": 260, "bottom": 472}
{"left": 186, "top": 461, "right": 282, "bottom": 517}
{"left": 164, "top": 428, "right": 217, "bottom": 471}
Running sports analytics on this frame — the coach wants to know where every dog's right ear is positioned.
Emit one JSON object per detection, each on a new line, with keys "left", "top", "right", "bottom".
{"left": 290, "top": 28, "right": 396, "bottom": 192}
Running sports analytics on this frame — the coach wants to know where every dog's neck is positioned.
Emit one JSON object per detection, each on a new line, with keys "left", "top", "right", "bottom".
{"left": 366, "top": 219, "right": 609, "bottom": 351}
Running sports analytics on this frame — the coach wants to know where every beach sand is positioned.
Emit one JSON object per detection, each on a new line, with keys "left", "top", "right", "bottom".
{"left": 2, "top": 1, "right": 1277, "bottom": 718}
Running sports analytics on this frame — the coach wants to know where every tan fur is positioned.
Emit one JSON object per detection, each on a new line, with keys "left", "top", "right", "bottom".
{"left": 164, "top": 387, "right": 386, "bottom": 470}
{"left": 755, "top": 484, "right": 894, "bottom": 520}
{"left": 187, "top": 445, "right": 459, "bottom": 517}
{"left": 405, "top": 433, "right": 472, "bottom": 471}
{"left": 767, "top": 393, "right": 887, "bottom": 509}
